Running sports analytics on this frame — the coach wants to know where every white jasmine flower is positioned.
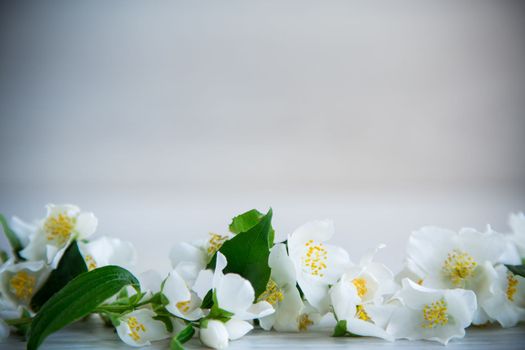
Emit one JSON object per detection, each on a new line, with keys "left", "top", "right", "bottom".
{"left": 169, "top": 233, "right": 232, "bottom": 283}
{"left": 116, "top": 308, "right": 171, "bottom": 347}
{"left": 199, "top": 319, "right": 229, "bottom": 349}
{"left": 387, "top": 278, "right": 477, "bottom": 345}
{"left": 287, "top": 220, "right": 351, "bottom": 313}
{"left": 193, "top": 252, "right": 274, "bottom": 341}
{"left": 259, "top": 243, "right": 304, "bottom": 332}
{"left": 508, "top": 212, "right": 525, "bottom": 258}
{"left": 0, "top": 260, "right": 49, "bottom": 308}
{"left": 329, "top": 245, "right": 398, "bottom": 340}
{"left": 404, "top": 226, "right": 520, "bottom": 323}
{"left": 163, "top": 269, "right": 203, "bottom": 321}
{"left": 479, "top": 264, "right": 525, "bottom": 327}
{"left": 406, "top": 226, "right": 520, "bottom": 289}
{"left": 78, "top": 236, "right": 137, "bottom": 271}
{"left": 20, "top": 204, "right": 98, "bottom": 268}
{"left": 194, "top": 252, "right": 274, "bottom": 321}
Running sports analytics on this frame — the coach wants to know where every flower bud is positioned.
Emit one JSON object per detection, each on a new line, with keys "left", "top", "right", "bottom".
{"left": 200, "top": 320, "right": 229, "bottom": 349}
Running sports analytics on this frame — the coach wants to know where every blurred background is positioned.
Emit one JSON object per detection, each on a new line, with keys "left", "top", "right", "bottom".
{"left": 1, "top": 0, "right": 524, "bottom": 274}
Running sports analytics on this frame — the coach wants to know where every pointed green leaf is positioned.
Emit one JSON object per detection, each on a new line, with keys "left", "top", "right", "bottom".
{"left": 27, "top": 265, "right": 139, "bottom": 350}
{"left": 210, "top": 209, "right": 273, "bottom": 297}
{"left": 506, "top": 264, "right": 525, "bottom": 278}
{"left": 30, "top": 241, "right": 88, "bottom": 311}
{"left": 229, "top": 209, "right": 275, "bottom": 246}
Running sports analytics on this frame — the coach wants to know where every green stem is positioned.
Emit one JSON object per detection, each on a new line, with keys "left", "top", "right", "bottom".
{"left": 5, "top": 317, "right": 33, "bottom": 326}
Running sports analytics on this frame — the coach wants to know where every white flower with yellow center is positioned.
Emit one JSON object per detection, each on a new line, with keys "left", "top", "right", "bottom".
{"left": 169, "top": 233, "right": 231, "bottom": 283}
{"left": 329, "top": 245, "right": 399, "bottom": 340}
{"left": 193, "top": 252, "right": 274, "bottom": 341}
{"left": 287, "top": 220, "right": 351, "bottom": 313}
{"left": 259, "top": 243, "right": 304, "bottom": 332}
{"left": 115, "top": 308, "right": 171, "bottom": 347}
{"left": 479, "top": 264, "right": 525, "bottom": 327}
{"left": 163, "top": 269, "right": 204, "bottom": 321}
{"left": 0, "top": 260, "right": 49, "bottom": 308}
{"left": 78, "top": 236, "right": 137, "bottom": 271}
{"left": 20, "top": 204, "right": 98, "bottom": 268}
{"left": 404, "top": 226, "right": 520, "bottom": 324}
{"left": 386, "top": 278, "right": 477, "bottom": 345}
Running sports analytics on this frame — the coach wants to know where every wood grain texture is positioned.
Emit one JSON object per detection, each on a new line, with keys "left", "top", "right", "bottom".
{"left": 2, "top": 318, "right": 524, "bottom": 349}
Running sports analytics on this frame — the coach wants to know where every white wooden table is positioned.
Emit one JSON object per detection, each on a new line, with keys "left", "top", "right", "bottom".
{"left": 2, "top": 318, "right": 524, "bottom": 349}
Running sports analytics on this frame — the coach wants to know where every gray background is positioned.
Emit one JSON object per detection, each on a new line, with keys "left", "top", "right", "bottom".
{"left": 1, "top": 0, "right": 524, "bottom": 273}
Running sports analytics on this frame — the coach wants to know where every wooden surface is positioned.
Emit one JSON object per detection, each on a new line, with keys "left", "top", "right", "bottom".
{"left": 2, "top": 318, "right": 524, "bottom": 349}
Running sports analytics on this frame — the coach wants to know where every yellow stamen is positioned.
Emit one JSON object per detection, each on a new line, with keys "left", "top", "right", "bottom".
{"left": 422, "top": 298, "right": 448, "bottom": 328}
{"left": 44, "top": 213, "right": 75, "bottom": 245}
{"left": 9, "top": 271, "right": 36, "bottom": 301}
{"left": 417, "top": 279, "right": 424, "bottom": 285}
{"left": 176, "top": 300, "right": 191, "bottom": 313}
{"left": 356, "top": 304, "right": 371, "bottom": 321}
{"left": 442, "top": 250, "right": 477, "bottom": 287}
{"left": 352, "top": 278, "right": 368, "bottom": 298}
{"left": 298, "top": 314, "right": 314, "bottom": 331}
{"left": 302, "top": 240, "right": 328, "bottom": 277}
{"left": 257, "top": 279, "right": 284, "bottom": 306}
{"left": 207, "top": 233, "right": 228, "bottom": 256}
{"left": 127, "top": 316, "right": 146, "bottom": 342}
{"left": 507, "top": 272, "right": 518, "bottom": 302}
{"left": 85, "top": 255, "right": 97, "bottom": 271}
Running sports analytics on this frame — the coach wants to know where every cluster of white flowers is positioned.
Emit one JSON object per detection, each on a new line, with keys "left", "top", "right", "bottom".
{"left": 0, "top": 204, "right": 136, "bottom": 339}
{"left": 1, "top": 205, "right": 524, "bottom": 349}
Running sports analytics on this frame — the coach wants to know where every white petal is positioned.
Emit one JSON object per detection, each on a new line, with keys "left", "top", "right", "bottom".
{"left": 116, "top": 309, "right": 170, "bottom": 347}
{"left": 271, "top": 286, "right": 304, "bottom": 332}
{"left": 138, "top": 270, "right": 163, "bottom": 294}
{"left": 329, "top": 280, "right": 359, "bottom": 321}
{"left": 405, "top": 226, "right": 455, "bottom": 279}
{"left": 288, "top": 220, "right": 334, "bottom": 250}
{"left": 216, "top": 273, "right": 254, "bottom": 315}
{"left": 225, "top": 319, "right": 253, "bottom": 340}
{"left": 169, "top": 241, "right": 207, "bottom": 270}
{"left": 200, "top": 320, "right": 229, "bottom": 350}
{"left": 19, "top": 230, "right": 47, "bottom": 261}
{"left": 164, "top": 271, "right": 192, "bottom": 317}
{"left": 243, "top": 301, "right": 274, "bottom": 320}
{"left": 297, "top": 274, "right": 330, "bottom": 314}
{"left": 359, "top": 244, "right": 386, "bottom": 266}
{"left": 213, "top": 252, "right": 227, "bottom": 288}
{"left": 269, "top": 243, "right": 296, "bottom": 287}
{"left": 9, "top": 216, "right": 36, "bottom": 247}
{"left": 192, "top": 269, "right": 214, "bottom": 299}
{"left": 346, "top": 317, "right": 394, "bottom": 341}
{"left": 74, "top": 212, "right": 98, "bottom": 238}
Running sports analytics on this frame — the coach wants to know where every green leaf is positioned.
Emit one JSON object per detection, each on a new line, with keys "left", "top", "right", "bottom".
{"left": 332, "top": 320, "right": 347, "bottom": 337}
{"left": 332, "top": 320, "right": 359, "bottom": 337}
{"left": 210, "top": 209, "right": 273, "bottom": 298}
{"left": 27, "top": 265, "right": 139, "bottom": 350}
{"left": 229, "top": 209, "right": 275, "bottom": 246}
{"left": 170, "top": 324, "right": 195, "bottom": 350}
{"left": 0, "top": 213, "right": 23, "bottom": 259}
{"left": 30, "top": 241, "right": 88, "bottom": 311}
{"left": 176, "top": 324, "right": 195, "bottom": 343}
{"left": 170, "top": 338, "right": 184, "bottom": 350}
{"left": 208, "top": 291, "right": 234, "bottom": 322}
{"left": 506, "top": 264, "right": 525, "bottom": 278}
